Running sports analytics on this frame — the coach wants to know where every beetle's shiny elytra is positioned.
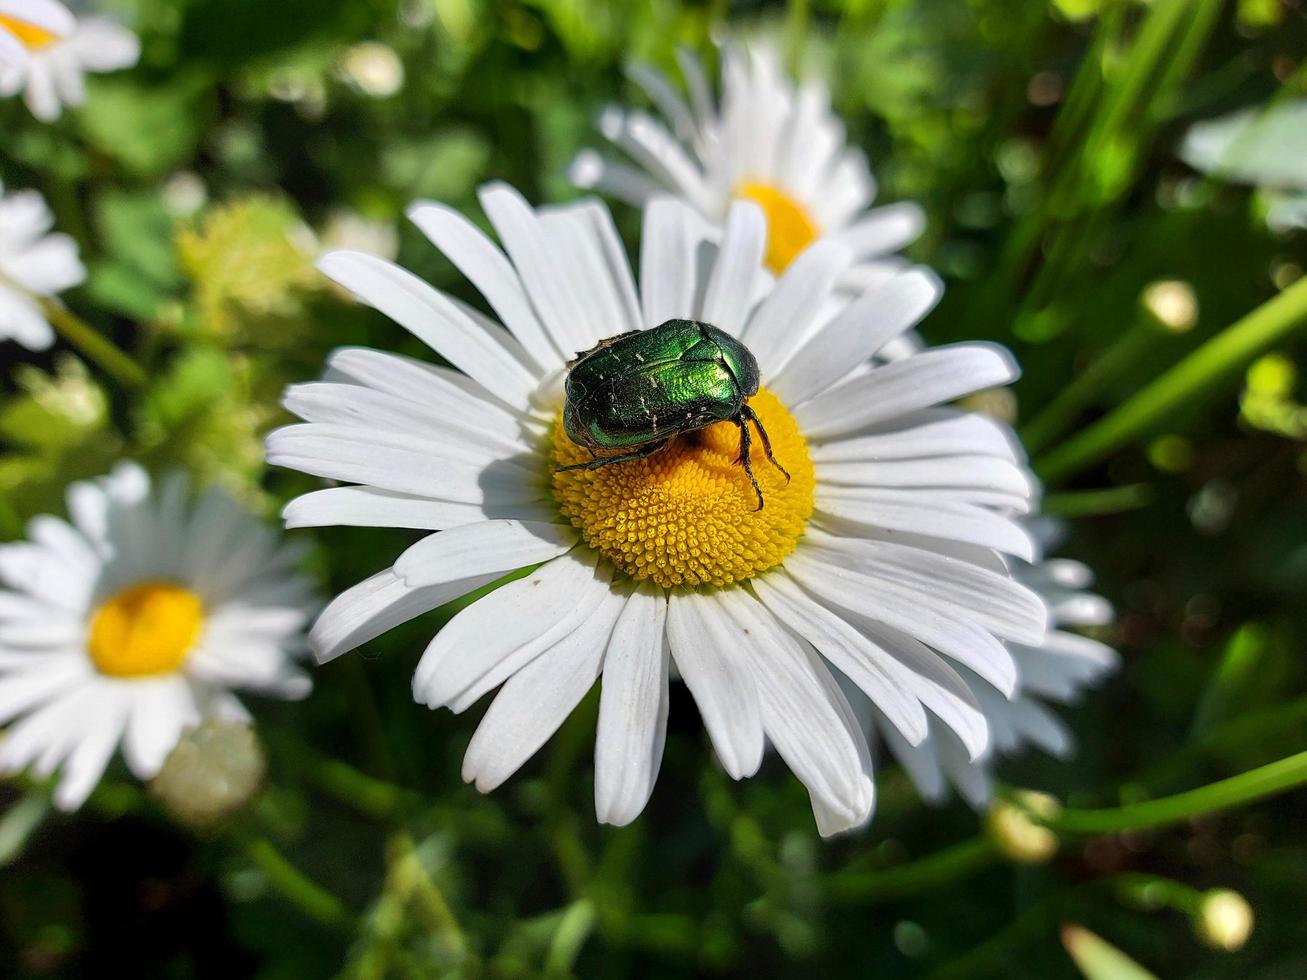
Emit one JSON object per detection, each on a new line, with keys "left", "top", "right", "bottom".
{"left": 556, "top": 319, "right": 790, "bottom": 510}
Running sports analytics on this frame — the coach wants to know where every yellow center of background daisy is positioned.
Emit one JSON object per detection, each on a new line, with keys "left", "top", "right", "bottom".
{"left": 0, "top": 15, "right": 59, "bottom": 49}
{"left": 734, "top": 182, "right": 820, "bottom": 274}
{"left": 87, "top": 582, "right": 205, "bottom": 678}
{"left": 551, "top": 388, "right": 814, "bottom": 589}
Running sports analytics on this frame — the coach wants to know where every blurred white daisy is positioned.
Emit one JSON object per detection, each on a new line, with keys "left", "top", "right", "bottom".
{"left": 270, "top": 184, "right": 1045, "bottom": 837}
{"left": 0, "top": 463, "right": 315, "bottom": 810}
{"left": 570, "top": 41, "right": 924, "bottom": 288}
{"left": 0, "top": 0, "right": 139, "bottom": 121}
{"left": 0, "top": 180, "right": 84, "bottom": 350}
{"left": 872, "top": 517, "right": 1119, "bottom": 808}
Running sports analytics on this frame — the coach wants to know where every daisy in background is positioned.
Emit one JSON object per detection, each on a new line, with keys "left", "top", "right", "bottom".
{"left": 872, "top": 517, "right": 1119, "bottom": 808}
{"left": 0, "top": 179, "right": 84, "bottom": 350}
{"left": 0, "top": 0, "right": 139, "bottom": 121}
{"left": 269, "top": 182, "right": 1047, "bottom": 836}
{"left": 0, "top": 463, "right": 315, "bottom": 810}
{"left": 570, "top": 41, "right": 925, "bottom": 291}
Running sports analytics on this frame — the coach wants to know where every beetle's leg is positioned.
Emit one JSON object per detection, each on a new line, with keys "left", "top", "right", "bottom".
{"left": 554, "top": 439, "right": 669, "bottom": 472}
{"left": 733, "top": 417, "right": 766, "bottom": 511}
{"left": 741, "top": 405, "right": 791, "bottom": 485}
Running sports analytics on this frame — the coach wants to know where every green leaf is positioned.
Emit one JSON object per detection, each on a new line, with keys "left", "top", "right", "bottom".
{"left": 78, "top": 75, "right": 212, "bottom": 178}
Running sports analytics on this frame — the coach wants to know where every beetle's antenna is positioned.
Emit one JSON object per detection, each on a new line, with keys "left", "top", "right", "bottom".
{"left": 734, "top": 417, "right": 765, "bottom": 511}
{"left": 741, "top": 406, "right": 791, "bottom": 485}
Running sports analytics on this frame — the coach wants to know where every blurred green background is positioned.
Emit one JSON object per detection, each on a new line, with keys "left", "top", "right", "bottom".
{"left": 2, "top": 0, "right": 1306, "bottom": 976}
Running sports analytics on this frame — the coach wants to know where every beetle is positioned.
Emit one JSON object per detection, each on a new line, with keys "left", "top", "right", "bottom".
{"left": 555, "top": 319, "right": 790, "bottom": 510}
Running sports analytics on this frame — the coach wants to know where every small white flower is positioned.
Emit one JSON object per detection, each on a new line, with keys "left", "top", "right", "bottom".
{"left": 0, "top": 463, "right": 315, "bottom": 810}
{"left": 0, "top": 0, "right": 139, "bottom": 122}
{"left": 570, "top": 41, "right": 925, "bottom": 289}
{"left": 271, "top": 183, "right": 1047, "bottom": 837}
{"left": 0, "top": 180, "right": 84, "bottom": 350}
{"left": 872, "top": 517, "right": 1119, "bottom": 808}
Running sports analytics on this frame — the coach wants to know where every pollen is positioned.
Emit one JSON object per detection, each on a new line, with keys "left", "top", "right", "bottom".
{"left": 0, "top": 15, "right": 60, "bottom": 49}
{"left": 551, "top": 388, "right": 814, "bottom": 589}
{"left": 734, "top": 182, "right": 821, "bottom": 274}
{"left": 87, "top": 582, "right": 205, "bottom": 678}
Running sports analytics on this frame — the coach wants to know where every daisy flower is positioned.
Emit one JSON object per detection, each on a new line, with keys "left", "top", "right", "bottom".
{"left": 0, "top": 180, "right": 84, "bottom": 350}
{"left": 269, "top": 184, "right": 1046, "bottom": 837}
{"left": 872, "top": 518, "right": 1119, "bottom": 808}
{"left": 0, "top": 0, "right": 139, "bottom": 122}
{"left": 570, "top": 41, "right": 925, "bottom": 289}
{"left": 0, "top": 463, "right": 315, "bottom": 810}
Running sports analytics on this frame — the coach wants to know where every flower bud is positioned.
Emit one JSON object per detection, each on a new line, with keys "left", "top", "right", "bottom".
{"left": 1141, "top": 280, "right": 1198, "bottom": 333}
{"left": 1194, "top": 888, "right": 1254, "bottom": 952}
{"left": 987, "top": 790, "right": 1061, "bottom": 864}
{"left": 149, "top": 720, "right": 267, "bottom": 828}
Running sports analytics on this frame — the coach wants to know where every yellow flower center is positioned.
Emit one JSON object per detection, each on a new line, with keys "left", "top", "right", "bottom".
{"left": 734, "top": 182, "right": 821, "bottom": 274}
{"left": 551, "top": 388, "right": 814, "bottom": 589}
{"left": 87, "top": 582, "right": 205, "bottom": 678}
{"left": 0, "top": 14, "right": 60, "bottom": 50}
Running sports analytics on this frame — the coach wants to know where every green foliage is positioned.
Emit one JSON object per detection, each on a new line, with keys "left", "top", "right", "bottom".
{"left": 2, "top": 0, "right": 1307, "bottom": 977}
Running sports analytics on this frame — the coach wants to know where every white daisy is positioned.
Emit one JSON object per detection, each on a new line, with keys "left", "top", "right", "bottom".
{"left": 0, "top": 179, "right": 84, "bottom": 350}
{"left": 872, "top": 517, "right": 1119, "bottom": 808}
{"left": 0, "top": 0, "right": 139, "bottom": 122}
{"left": 269, "top": 183, "right": 1046, "bottom": 837}
{"left": 569, "top": 40, "right": 925, "bottom": 290}
{"left": 0, "top": 463, "right": 315, "bottom": 810}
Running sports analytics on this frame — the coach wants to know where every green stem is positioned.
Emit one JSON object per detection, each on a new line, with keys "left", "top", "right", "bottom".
{"left": 545, "top": 899, "right": 597, "bottom": 977}
{"left": 1021, "top": 321, "right": 1170, "bottom": 454}
{"left": 1046, "top": 748, "right": 1307, "bottom": 835}
{"left": 827, "top": 837, "right": 998, "bottom": 903}
{"left": 243, "top": 836, "right": 352, "bottom": 929}
{"left": 42, "top": 302, "right": 147, "bottom": 389}
{"left": 1040, "top": 483, "right": 1153, "bottom": 518}
{"left": 386, "top": 832, "right": 469, "bottom": 960}
{"left": 786, "top": 0, "right": 810, "bottom": 78}
{"left": 1113, "top": 871, "right": 1202, "bottom": 914}
{"left": 1037, "top": 278, "right": 1307, "bottom": 482}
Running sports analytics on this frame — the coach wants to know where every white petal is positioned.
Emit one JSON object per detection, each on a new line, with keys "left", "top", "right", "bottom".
{"left": 393, "top": 520, "right": 575, "bottom": 588}
{"left": 282, "top": 382, "right": 529, "bottom": 457}
{"left": 0, "top": 655, "right": 89, "bottom": 724}
{"left": 664, "top": 590, "right": 764, "bottom": 780}
{"left": 0, "top": 0, "right": 76, "bottom": 37}
{"left": 815, "top": 488, "right": 1036, "bottom": 561}
{"left": 786, "top": 546, "right": 1020, "bottom": 699}
{"left": 639, "top": 196, "right": 715, "bottom": 329}
{"left": 698, "top": 200, "right": 766, "bottom": 336}
{"left": 811, "top": 412, "right": 1024, "bottom": 464}
{"left": 0, "top": 284, "right": 55, "bottom": 350}
{"left": 67, "top": 19, "right": 140, "bottom": 72}
{"left": 406, "top": 201, "right": 564, "bottom": 371}
{"left": 283, "top": 486, "right": 557, "bottom": 532}
{"left": 771, "top": 268, "right": 943, "bottom": 405}
{"left": 121, "top": 677, "right": 198, "bottom": 779}
{"left": 716, "top": 589, "right": 873, "bottom": 836}
{"left": 744, "top": 241, "right": 851, "bottom": 379}
{"left": 265, "top": 423, "right": 542, "bottom": 506}
{"left": 310, "top": 566, "right": 503, "bottom": 663}
{"left": 568, "top": 149, "right": 666, "bottom": 206}
{"left": 24, "top": 59, "right": 61, "bottom": 121}
{"left": 477, "top": 181, "right": 603, "bottom": 360}
{"left": 793, "top": 343, "right": 1020, "bottom": 439}
{"left": 834, "top": 202, "right": 927, "bottom": 258}
{"left": 542, "top": 199, "right": 642, "bottom": 335}
{"left": 594, "top": 583, "right": 669, "bottom": 826}
{"left": 461, "top": 587, "right": 623, "bottom": 792}
{"left": 749, "top": 572, "right": 927, "bottom": 745}
{"left": 317, "top": 251, "right": 539, "bottom": 409}
{"left": 412, "top": 550, "right": 609, "bottom": 713}
{"left": 627, "top": 62, "right": 696, "bottom": 142}
{"left": 54, "top": 691, "right": 128, "bottom": 810}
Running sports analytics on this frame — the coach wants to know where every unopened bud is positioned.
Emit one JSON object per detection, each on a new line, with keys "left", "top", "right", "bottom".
{"left": 1142, "top": 280, "right": 1198, "bottom": 333}
{"left": 1194, "top": 888, "right": 1254, "bottom": 952}
{"left": 987, "top": 790, "right": 1061, "bottom": 864}
{"left": 150, "top": 720, "right": 267, "bottom": 828}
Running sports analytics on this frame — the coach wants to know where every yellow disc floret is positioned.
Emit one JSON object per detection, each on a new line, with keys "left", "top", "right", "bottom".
{"left": 552, "top": 388, "right": 814, "bottom": 589}
{"left": 0, "top": 15, "right": 59, "bottom": 49}
{"left": 88, "top": 582, "right": 205, "bottom": 678}
{"left": 734, "top": 182, "right": 821, "bottom": 275}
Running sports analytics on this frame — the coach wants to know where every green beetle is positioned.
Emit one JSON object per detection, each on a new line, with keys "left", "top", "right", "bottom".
{"left": 556, "top": 319, "right": 790, "bottom": 510}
